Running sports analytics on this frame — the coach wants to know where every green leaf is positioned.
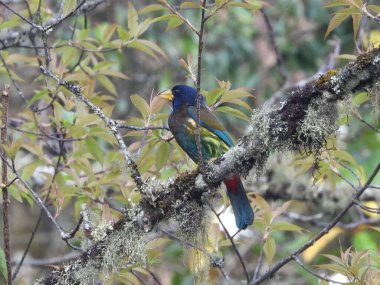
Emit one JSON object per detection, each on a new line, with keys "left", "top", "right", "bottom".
{"left": 180, "top": 2, "right": 203, "bottom": 9}
{"left": 324, "top": 0, "right": 351, "bottom": 8}
{"left": 0, "top": 247, "right": 8, "bottom": 279}
{"left": 21, "top": 160, "right": 42, "bottom": 181}
{"left": 206, "top": 88, "right": 224, "bottom": 106}
{"left": 156, "top": 142, "right": 170, "bottom": 169}
{"left": 85, "top": 137, "right": 104, "bottom": 163}
{"left": 139, "top": 4, "right": 166, "bottom": 14}
{"left": 0, "top": 247, "right": 7, "bottom": 280}
{"left": 353, "top": 92, "right": 368, "bottom": 107}
{"left": 128, "top": 2, "right": 139, "bottom": 35}
{"left": 63, "top": 0, "right": 77, "bottom": 16}
{"left": 272, "top": 222, "right": 304, "bottom": 232}
{"left": 130, "top": 94, "right": 150, "bottom": 118}
{"left": 368, "top": 5, "right": 380, "bottom": 14}
{"left": 166, "top": 17, "right": 184, "bottom": 31}
{"left": 102, "top": 24, "right": 118, "bottom": 43}
{"left": 263, "top": 236, "right": 276, "bottom": 266}
{"left": 27, "top": 89, "right": 49, "bottom": 107}
{"left": 216, "top": 105, "right": 250, "bottom": 121}
{"left": 118, "top": 26, "right": 131, "bottom": 41}
{"left": 9, "top": 184, "right": 23, "bottom": 203}
{"left": 129, "top": 39, "right": 159, "bottom": 59}
{"left": 336, "top": 54, "right": 357, "bottom": 60}
{"left": 352, "top": 232, "right": 377, "bottom": 250}
{"left": 97, "top": 75, "right": 117, "bottom": 95}
{"left": 325, "top": 13, "right": 350, "bottom": 39}
{"left": 352, "top": 14, "right": 362, "bottom": 38}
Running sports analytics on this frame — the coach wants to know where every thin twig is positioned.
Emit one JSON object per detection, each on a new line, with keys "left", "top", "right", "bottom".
{"left": 0, "top": 0, "right": 107, "bottom": 51}
{"left": 203, "top": 0, "right": 231, "bottom": 23}
{"left": 161, "top": 228, "right": 230, "bottom": 283}
{"left": 117, "top": 124, "right": 169, "bottom": 131}
{"left": 0, "top": 153, "right": 71, "bottom": 240}
{"left": 260, "top": 8, "right": 287, "bottom": 83}
{"left": 0, "top": 52, "right": 28, "bottom": 103}
{"left": 42, "top": 0, "right": 87, "bottom": 32}
{"left": 12, "top": 251, "right": 80, "bottom": 267}
{"left": 146, "top": 269, "right": 163, "bottom": 285}
{"left": 0, "top": 1, "right": 42, "bottom": 30}
{"left": 252, "top": 162, "right": 380, "bottom": 284}
{"left": 209, "top": 205, "right": 250, "bottom": 284}
{"left": 353, "top": 113, "right": 380, "bottom": 134}
{"left": 195, "top": 0, "right": 207, "bottom": 165}
{"left": 338, "top": 162, "right": 362, "bottom": 188}
{"left": 162, "top": 2, "right": 200, "bottom": 36}
{"left": 252, "top": 246, "right": 264, "bottom": 282}
{"left": 294, "top": 256, "right": 346, "bottom": 284}
{"left": 1, "top": 85, "right": 12, "bottom": 285}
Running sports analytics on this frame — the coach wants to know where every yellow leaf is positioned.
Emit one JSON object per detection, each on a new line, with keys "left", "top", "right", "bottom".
{"left": 130, "top": 94, "right": 149, "bottom": 119}
{"left": 263, "top": 236, "right": 276, "bottom": 266}
{"left": 325, "top": 13, "right": 350, "bottom": 39}
{"left": 360, "top": 201, "right": 380, "bottom": 219}
{"left": 362, "top": 30, "right": 380, "bottom": 49}
{"left": 62, "top": 0, "right": 77, "bottom": 16}
{"left": 352, "top": 14, "right": 362, "bottom": 38}
{"left": 302, "top": 227, "right": 344, "bottom": 262}
{"left": 128, "top": 2, "right": 138, "bottom": 35}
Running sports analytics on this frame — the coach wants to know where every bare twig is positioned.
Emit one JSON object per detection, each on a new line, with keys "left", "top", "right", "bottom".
{"left": 11, "top": 252, "right": 80, "bottom": 267}
{"left": 252, "top": 162, "right": 380, "bottom": 284}
{"left": 353, "top": 113, "right": 380, "bottom": 134}
{"left": 0, "top": 0, "right": 107, "bottom": 51}
{"left": 294, "top": 256, "right": 346, "bottom": 284}
{"left": 0, "top": 153, "right": 73, "bottom": 240}
{"left": 1, "top": 85, "right": 12, "bottom": 284}
{"left": 203, "top": 0, "right": 231, "bottom": 23}
{"left": 161, "top": 228, "right": 230, "bottom": 284}
{"left": 162, "top": 2, "right": 200, "bottom": 36}
{"left": 195, "top": 0, "right": 207, "bottom": 165}
{"left": 117, "top": 124, "right": 169, "bottom": 131}
{"left": 146, "top": 269, "right": 163, "bottom": 285}
{"left": 209, "top": 205, "right": 250, "bottom": 283}
{"left": 252, "top": 247, "right": 264, "bottom": 282}
{"left": 0, "top": 1, "right": 42, "bottom": 30}
{"left": 260, "top": 8, "right": 287, "bottom": 83}
{"left": 0, "top": 52, "right": 28, "bottom": 103}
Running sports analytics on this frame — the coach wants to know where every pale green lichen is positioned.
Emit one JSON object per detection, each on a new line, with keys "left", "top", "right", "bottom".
{"left": 298, "top": 93, "right": 339, "bottom": 154}
{"left": 368, "top": 82, "right": 380, "bottom": 123}
{"left": 34, "top": 222, "right": 146, "bottom": 285}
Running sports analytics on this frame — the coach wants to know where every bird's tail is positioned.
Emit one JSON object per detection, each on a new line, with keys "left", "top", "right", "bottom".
{"left": 224, "top": 176, "right": 254, "bottom": 230}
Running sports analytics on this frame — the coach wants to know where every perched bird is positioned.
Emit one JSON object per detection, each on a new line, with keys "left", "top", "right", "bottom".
{"left": 159, "top": 85, "right": 254, "bottom": 230}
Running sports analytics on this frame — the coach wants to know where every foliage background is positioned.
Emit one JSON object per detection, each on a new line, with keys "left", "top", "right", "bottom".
{"left": 0, "top": 0, "right": 379, "bottom": 284}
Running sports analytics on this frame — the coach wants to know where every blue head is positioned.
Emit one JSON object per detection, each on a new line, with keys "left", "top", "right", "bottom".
{"left": 159, "top": 85, "right": 204, "bottom": 111}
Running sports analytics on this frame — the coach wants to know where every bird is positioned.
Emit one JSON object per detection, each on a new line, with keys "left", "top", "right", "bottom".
{"left": 159, "top": 85, "right": 254, "bottom": 230}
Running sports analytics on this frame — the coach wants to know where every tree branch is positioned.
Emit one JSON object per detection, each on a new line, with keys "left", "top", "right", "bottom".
{"left": 37, "top": 46, "right": 380, "bottom": 285}
{"left": 252, "top": 162, "right": 380, "bottom": 284}
{"left": 1, "top": 85, "right": 12, "bottom": 285}
{"left": 39, "top": 66, "right": 144, "bottom": 189}
{"left": 0, "top": 0, "right": 108, "bottom": 51}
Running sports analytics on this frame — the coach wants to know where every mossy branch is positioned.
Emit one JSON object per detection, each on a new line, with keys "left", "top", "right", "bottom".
{"left": 39, "top": 47, "right": 380, "bottom": 284}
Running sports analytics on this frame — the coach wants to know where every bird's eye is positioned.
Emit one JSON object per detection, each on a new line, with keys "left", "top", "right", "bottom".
{"left": 173, "top": 89, "right": 179, "bottom": 95}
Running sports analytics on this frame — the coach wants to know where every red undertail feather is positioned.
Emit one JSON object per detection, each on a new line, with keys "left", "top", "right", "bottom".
{"left": 224, "top": 176, "right": 239, "bottom": 193}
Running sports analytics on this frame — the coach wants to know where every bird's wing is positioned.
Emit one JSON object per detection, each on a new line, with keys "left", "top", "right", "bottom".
{"left": 174, "top": 116, "right": 230, "bottom": 162}
{"left": 188, "top": 105, "right": 234, "bottom": 147}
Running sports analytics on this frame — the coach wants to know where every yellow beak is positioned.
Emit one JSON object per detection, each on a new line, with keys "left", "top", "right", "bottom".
{"left": 158, "top": 89, "right": 174, "bottom": 102}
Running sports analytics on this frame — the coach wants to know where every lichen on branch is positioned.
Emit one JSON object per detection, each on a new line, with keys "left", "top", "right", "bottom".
{"left": 39, "top": 47, "right": 380, "bottom": 284}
